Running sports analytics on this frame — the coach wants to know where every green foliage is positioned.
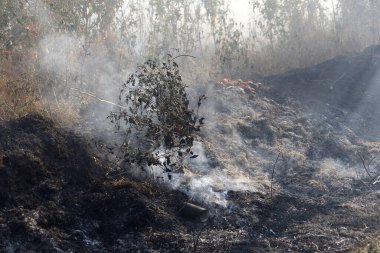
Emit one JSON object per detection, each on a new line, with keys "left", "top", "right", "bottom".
{"left": 109, "top": 56, "right": 206, "bottom": 175}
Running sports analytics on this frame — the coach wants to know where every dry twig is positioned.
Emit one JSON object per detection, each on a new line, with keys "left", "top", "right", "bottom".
{"left": 359, "top": 154, "right": 375, "bottom": 181}
{"left": 270, "top": 152, "right": 281, "bottom": 199}
{"left": 69, "top": 87, "right": 128, "bottom": 109}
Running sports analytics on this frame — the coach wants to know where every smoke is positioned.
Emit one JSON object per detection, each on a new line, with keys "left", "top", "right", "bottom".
{"left": 319, "top": 158, "right": 357, "bottom": 179}
{"left": 39, "top": 34, "right": 81, "bottom": 76}
{"left": 346, "top": 65, "right": 380, "bottom": 140}
{"left": 38, "top": 33, "right": 124, "bottom": 102}
{"left": 37, "top": 31, "right": 261, "bottom": 207}
{"left": 27, "top": 0, "right": 56, "bottom": 31}
{"left": 167, "top": 142, "right": 257, "bottom": 207}
{"left": 25, "top": 0, "right": 377, "bottom": 212}
{"left": 23, "top": 0, "right": 125, "bottom": 128}
{"left": 33, "top": 3, "right": 256, "bottom": 208}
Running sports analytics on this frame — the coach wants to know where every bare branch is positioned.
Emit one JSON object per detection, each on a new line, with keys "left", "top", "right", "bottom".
{"left": 359, "top": 154, "right": 375, "bottom": 180}
{"left": 172, "top": 54, "right": 196, "bottom": 61}
{"left": 69, "top": 87, "right": 128, "bottom": 109}
{"left": 270, "top": 152, "right": 281, "bottom": 199}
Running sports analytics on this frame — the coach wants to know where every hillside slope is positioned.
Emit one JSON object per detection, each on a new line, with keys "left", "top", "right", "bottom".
{"left": 1, "top": 47, "right": 380, "bottom": 252}
{"left": 263, "top": 45, "right": 380, "bottom": 140}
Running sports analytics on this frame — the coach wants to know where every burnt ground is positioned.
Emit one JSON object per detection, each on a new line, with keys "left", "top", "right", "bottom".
{"left": 1, "top": 47, "right": 380, "bottom": 253}
{"left": 263, "top": 44, "right": 380, "bottom": 141}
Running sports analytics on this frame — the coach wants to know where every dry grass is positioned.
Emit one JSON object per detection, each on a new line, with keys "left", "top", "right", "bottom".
{"left": 47, "top": 98, "right": 80, "bottom": 127}
{"left": 353, "top": 238, "right": 380, "bottom": 253}
{"left": 0, "top": 54, "right": 80, "bottom": 125}
{"left": 0, "top": 62, "right": 44, "bottom": 120}
{"left": 109, "top": 177, "right": 157, "bottom": 198}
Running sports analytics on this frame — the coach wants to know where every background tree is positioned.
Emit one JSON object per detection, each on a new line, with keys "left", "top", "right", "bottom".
{"left": 3, "top": 0, "right": 380, "bottom": 121}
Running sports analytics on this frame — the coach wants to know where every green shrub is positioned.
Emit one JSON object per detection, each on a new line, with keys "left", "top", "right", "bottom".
{"left": 109, "top": 55, "right": 206, "bottom": 177}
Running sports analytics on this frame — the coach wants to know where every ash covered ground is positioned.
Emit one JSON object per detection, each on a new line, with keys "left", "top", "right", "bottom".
{"left": 1, "top": 48, "right": 380, "bottom": 252}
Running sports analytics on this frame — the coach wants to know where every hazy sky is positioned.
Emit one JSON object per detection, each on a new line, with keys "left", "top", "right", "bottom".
{"left": 229, "top": 0, "right": 334, "bottom": 24}
{"left": 229, "top": 0, "right": 252, "bottom": 24}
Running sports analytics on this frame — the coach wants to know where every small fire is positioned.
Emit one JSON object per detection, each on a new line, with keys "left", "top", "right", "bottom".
{"left": 220, "top": 78, "right": 261, "bottom": 93}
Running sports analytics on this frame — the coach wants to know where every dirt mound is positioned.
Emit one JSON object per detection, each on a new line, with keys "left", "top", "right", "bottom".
{"left": 263, "top": 47, "right": 375, "bottom": 109}
{"left": 0, "top": 114, "right": 99, "bottom": 206}
{"left": 0, "top": 114, "right": 187, "bottom": 252}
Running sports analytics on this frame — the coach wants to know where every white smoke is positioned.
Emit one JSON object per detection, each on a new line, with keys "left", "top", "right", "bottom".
{"left": 39, "top": 34, "right": 81, "bottom": 76}
{"left": 28, "top": 0, "right": 264, "bottom": 209}
{"left": 166, "top": 141, "right": 257, "bottom": 207}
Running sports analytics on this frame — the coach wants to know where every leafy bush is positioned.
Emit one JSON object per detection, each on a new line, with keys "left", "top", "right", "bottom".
{"left": 109, "top": 55, "right": 206, "bottom": 177}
